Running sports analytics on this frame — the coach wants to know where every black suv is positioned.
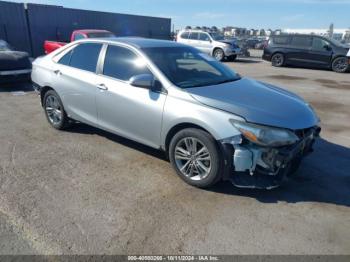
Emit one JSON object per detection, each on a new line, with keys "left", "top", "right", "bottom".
{"left": 263, "top": 34, "right": 350, "bottom": 73}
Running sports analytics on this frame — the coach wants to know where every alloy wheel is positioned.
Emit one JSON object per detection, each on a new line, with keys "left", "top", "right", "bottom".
{"left": 272, "top": 53, "right": 284, "bottom": 66}
{"left": 214, "top": 49, "right": 224, "bottom": 61}
{"left": 45, "top": 95, "right": 62, "bottom": 125}
{"left": 174, "top": 137, "right": 212, "bottom": 181}
{"left": 333, "top": 57, "right": 348, "bottom": 72}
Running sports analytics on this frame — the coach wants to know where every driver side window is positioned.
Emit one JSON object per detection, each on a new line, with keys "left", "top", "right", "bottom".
{"left": 199, "top": 33, "right": 210, "bottom": 41}
{"left": 103, "top": 45, "right": 152, "bottom": 81}
{"left": 312, "top": 37, "right": 330, "bottom": 51}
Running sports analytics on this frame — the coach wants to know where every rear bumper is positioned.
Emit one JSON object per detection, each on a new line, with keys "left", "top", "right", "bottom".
{"left": 262, "top": 53, "right": 271, "bottom": 61}
{"left": 31, "top": 81, "right": 42, "bottom": 94}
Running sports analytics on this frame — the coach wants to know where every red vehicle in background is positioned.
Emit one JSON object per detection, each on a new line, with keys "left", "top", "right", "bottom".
{"left": 44, "top": 29, "right": 115, "bottom": 54}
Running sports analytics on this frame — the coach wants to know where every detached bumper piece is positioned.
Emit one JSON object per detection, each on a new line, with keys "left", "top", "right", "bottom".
{"left": 229, "top": 126, "right": 321, "bottom": 189}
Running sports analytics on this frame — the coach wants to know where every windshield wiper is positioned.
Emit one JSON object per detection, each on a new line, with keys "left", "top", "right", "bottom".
{"left": 212, "top": 77, "right": 241, "bottom": 85}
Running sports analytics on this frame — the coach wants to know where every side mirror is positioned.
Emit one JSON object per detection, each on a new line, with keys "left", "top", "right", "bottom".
{"left": 129, "top": 74, "right": 163, "bottom": 92}
{"left": 129, "top": 74, "right": 155, "bottom": 89}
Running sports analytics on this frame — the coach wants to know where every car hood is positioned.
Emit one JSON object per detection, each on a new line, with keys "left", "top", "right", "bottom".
{"left": 0, "top": 51, "right": 31, "bottom": 71}
{"left": 218, "top": 40, "right": 239, "bottom": 48}
{"left": 186, "top": 78, "right": 319, "bottom": 130}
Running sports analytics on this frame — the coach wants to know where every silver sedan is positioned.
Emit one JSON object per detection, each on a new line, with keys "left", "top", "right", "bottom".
{"left": 31, "top": 38, "right": 320, "bottom": 189}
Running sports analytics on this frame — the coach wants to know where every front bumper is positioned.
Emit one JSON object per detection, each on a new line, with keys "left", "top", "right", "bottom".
{"left": 220, "top": 126, "right": 321, "bottom": 189}
{"left": 224, "top": 47, "right": 242, "bottom": 57}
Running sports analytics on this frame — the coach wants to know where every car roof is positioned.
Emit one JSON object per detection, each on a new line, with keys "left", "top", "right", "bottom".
{"left": 75, "top": 29, "right": 112, "bottom": 34}
{"left": 81, "top": 37, "right": 188, "bottom": 49}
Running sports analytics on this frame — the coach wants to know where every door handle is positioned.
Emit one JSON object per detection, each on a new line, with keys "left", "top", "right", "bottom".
{"left": 97, "top": 83, "right": 108, "bottom": 91}
{"left": 54, "top": 70, "right": 62, "bottom": 76}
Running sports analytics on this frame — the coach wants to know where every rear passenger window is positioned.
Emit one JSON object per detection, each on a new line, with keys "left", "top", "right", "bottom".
{"left": 189, "top": 33, "right": 199, "bottom": 40}
{"left": 290, "top": 36, "right": 312, "bottom": 48}
{"left": 272, "top": 36, "right": 289, "bottom": 45}
{"left": 103, "top": 45, "right": 152, "bottom": 81}
{"left": 181, "top": 32, "right": 190, "bottom": 39}
{"left": 69, "top": 43, "right": 102, "bottom": 72}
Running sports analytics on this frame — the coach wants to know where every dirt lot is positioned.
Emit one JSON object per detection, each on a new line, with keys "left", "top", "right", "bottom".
{"left": 0, "top": 57, "right": 349, "bottom": 255}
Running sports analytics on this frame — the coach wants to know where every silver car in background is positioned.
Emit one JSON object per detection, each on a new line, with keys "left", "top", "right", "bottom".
{"left": 177, "top": 30, "right": 241, "bottom": 61}
{"left": 32, "top": 38, "right": 320, "bottom": 189}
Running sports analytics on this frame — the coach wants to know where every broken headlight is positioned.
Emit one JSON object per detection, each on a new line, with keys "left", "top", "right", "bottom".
{"left": 230, "top": 120, "right": 299, "bottom": 147}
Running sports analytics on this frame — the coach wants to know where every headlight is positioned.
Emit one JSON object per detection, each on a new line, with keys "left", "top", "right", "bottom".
{"left": 230, "top": 120, "right": 299, "bottom": 147}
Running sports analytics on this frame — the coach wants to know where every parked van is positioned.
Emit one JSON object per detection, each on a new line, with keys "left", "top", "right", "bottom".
{"left": 263, "top": 34, "right": 350, "bottom": 73}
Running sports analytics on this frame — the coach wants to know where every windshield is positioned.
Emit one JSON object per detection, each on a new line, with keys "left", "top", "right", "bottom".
{"left": 324, "top": 37, "right": 348, "bottom": 48}
{"left": 0, "top": 41, "right": 12, "bottom": 51}
{"left": 142, "top": 46, "right": 241, "bottom": 88}
{"left": 87, "top": 32, "right": 116, "bottom": 38}
{"left": 209, "top": 33, "right": 225, "bottom": 41}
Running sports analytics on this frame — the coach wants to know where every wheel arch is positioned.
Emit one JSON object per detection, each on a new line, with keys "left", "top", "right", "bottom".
{"left": 164, "top": 122, "right": 215, "bottom": 153}
{"left": 211, "top": 46, "right": 224, "bottom": 56}
{"left": 40, "top": 86, "right": 55, "bottom": 106}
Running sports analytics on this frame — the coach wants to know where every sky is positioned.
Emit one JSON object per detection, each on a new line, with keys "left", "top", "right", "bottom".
{"left": 6, "top": 0, "right": 350, "bottom": 30}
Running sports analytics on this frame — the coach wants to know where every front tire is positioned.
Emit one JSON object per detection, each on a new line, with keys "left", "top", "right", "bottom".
{"left": 43, "top": 90, "right": 70, "bottom": 130}
{"left": 271, "top": 53, "right": 285, "bottom": 67}
{"left": 213, "top": 48, "right": 225, "bottom": 62}
{"left": 332, "top": 57, "right": 349, "bottom": 73}
{"left": 169, "top": 128, "right": 222, "bottom": 188}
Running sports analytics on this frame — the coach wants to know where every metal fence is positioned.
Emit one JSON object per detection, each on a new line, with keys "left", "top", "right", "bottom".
{"left": 0, "top": 1, "right": 171, "bottom": 57}
{"left": 0, "top": 1, "right": 31, "bottom": 54}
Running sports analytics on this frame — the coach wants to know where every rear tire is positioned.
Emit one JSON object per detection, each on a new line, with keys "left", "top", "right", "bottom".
{"left": 271, "top": 53, "right": 285, "bottom": 67}
{"left": 169, "top": 128, "right": 222, "bottom": 188}
{"left": 331, "top": 57, "right": 349, "bottom": 73}
{"left": 43, "top": 90, "right": 70, "bottom": 130}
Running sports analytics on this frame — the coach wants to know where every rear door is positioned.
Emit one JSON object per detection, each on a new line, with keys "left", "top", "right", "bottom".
{"left": 307, "top": 37, "right": 333, "bottom": 68}
{"left": 187, "top": 32, "right": 200, "bottom": 49}
{"left": 52, "top": 42, "right": 102, "bottom": 125}
{"left": 287, "top": 36, "right": 313, "bottom": 66}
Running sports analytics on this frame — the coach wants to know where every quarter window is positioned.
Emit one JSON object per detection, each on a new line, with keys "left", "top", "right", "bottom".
{"left": 272, "top": 36, "right": 290, "bottom": 45}
{"left": 180, "top": 32, "right": 190, "bottom": 39}
{"left": 69, "top": 43, "right": 102, "bottom": 72}
{"left": 58, "top": 50, "right": 73, "bottom": 65}
{"left": 290, "top": 36, "right": 312, "bottom": 48}
{"left": 103, "top": 45, "right": 152, "bottom": 81}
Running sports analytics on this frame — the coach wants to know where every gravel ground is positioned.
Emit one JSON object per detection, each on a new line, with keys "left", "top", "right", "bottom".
{"left": 0, "top": 58, "right": 349, "bottom": 255}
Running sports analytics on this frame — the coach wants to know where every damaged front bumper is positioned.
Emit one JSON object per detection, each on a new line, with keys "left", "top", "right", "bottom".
{"left": 219, "top": 126, "right": 321, "bottom": 189}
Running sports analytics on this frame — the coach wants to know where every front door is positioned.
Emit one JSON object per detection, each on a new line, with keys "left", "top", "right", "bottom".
{"left": 95, "top": 44, "right": 166, "bottom": 148}
{"left": 197, "top": 33, "right": 212, "bottom": 54}
{"left": 307, "top": 37, "right": 333, "bottom": 68}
